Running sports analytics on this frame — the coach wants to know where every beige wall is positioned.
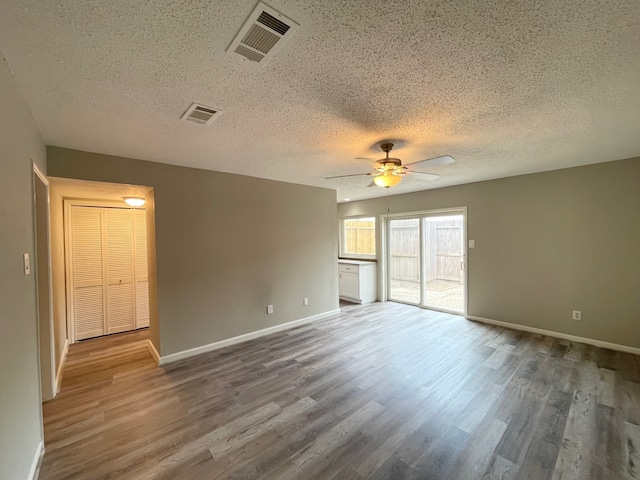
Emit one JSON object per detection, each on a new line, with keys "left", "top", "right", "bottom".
{"left": 0, "top": 57, "right": 46, "bottom": 479}
{"left": 49, "top": 188, "right": 67, "bottom": 376}
{"left": 34, "top": 174, "right": 54, "bottom": 401}
{"left": 144, "top": 189, "right": 161, "bottom": 351}
{"left": 338, "top": 158, "right": 640, "bottom": 349}
{"left": 47, "top": 147, "right": 339, "bottom": 356}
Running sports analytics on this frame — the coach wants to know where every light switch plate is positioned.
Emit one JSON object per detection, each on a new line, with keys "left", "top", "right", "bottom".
{"left": 23, "top": 253, "right": 31, "bottom": 275}
{"left": 469, "top": 240, "right": 475, "bottom": 248}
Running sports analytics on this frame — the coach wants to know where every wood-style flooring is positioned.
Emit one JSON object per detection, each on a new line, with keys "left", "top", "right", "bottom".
{"left": 39, "top": 302, "right": 640, "bottom": 479}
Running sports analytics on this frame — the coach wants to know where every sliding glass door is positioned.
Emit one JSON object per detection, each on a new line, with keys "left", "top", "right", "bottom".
{"left": 387, "top": 209, "right": 466, "bottom": 314}
{"left": 422, "top": 215, "right": 465, "bottom": 313}
{"left": 388, "top": 218, "right": 421, "bottom": 304}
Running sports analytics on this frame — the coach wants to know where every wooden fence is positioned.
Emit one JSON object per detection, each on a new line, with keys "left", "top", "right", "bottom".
{"left": 343, "top": 218, "right": 375, "bottom": 255}
{"left": 388, "top": 219, "right": 420, "bottom": 282}
{"left": 389, "top": 217, "right": 463, "bottom": 283}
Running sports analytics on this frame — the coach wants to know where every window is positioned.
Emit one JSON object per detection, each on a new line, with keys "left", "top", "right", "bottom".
{"left": 341, "top": 216, "right": 376, "bottom": 258}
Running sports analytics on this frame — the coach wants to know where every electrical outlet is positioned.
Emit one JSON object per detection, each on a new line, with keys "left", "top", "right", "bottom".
{"left": 303, "top": 298, "right": 309, "bottom": 306}
{"left": 572, "top": 310, "right": 581, "bottom": 321}
{"left": 267, "top": 305, "right": 274, "bottom": 314}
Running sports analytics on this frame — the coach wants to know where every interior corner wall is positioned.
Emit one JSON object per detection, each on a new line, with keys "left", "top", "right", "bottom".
{"left": 47, "top": 147, "right": 339, "bottom": 357}
{"left": 338, "top": 158, "right": 640, "bottom": 350}
{"left": 49, "top": 186, "right": 67, "bottom": 374}
{"left": 0, "top": 57, "right": 47, "bottom": 479}
{"left": 143, "top": 189, "right": 160, "bottom": 353}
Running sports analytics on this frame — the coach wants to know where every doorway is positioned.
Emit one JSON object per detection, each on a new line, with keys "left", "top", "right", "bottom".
{"left": 65, "top": 200, "right": 150, "bottom": 342}
{"left": 48, "top": 177, "right": 159, "bottom": 376}
{"left": 387, "top": 208, "right": 466, "bottom": 315}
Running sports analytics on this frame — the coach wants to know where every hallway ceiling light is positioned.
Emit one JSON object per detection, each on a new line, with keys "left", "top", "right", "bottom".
{"left": 123, "top": 197, "right": 145, "bottom": 207}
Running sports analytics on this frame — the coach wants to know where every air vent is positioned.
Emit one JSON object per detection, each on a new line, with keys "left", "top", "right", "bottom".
{"left": 234, "top": 44, "right": 265, "bottom": 63}
{"left": 257, "top": 11, "right": 290, "bottom": 35}
{"left": 226, "top": 1, "right": 299, "bottom": 65}
{"left": 181, "top": 103, "right": 221, "bottom": 126}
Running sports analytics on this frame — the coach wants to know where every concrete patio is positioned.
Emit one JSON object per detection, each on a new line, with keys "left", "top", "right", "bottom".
{"left": 389, "top": 279, "right": 464, "bottom": 313}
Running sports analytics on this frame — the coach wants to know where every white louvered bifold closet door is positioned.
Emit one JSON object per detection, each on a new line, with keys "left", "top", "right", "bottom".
{"left": 69, "top": 205, "right": 150, "bottom": 341}
{"left": 104, "top": 208, "right": 136, "bottom": 334}
{"left": 134, "top": 209, "right": 149, "bottom": 328}
{"left": 71, "top": 206, "right": 106, "bottom": 340}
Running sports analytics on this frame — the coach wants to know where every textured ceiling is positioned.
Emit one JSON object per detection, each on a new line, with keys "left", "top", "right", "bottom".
{"left": 1, "top": 0, "right": 639, "bottom": 202}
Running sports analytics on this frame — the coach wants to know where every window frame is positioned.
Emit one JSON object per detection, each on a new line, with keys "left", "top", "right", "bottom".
{"left": 339, "top": 215, "right": 377, "bottom": 260}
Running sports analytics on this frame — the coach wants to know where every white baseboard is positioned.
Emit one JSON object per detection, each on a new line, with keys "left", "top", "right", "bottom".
{"left": 466, "top": 314, "right": 640, "bottom": 356}
{"left": 28, "top": 440, "right": 45, "bottom": 480}
{"left": 55, "top": 339, "right": 69, "bottom": 395}
{"left": 159, "top": 309, "right": 341, "bottom": 366}
{"left": 147, "top": 340, "right": 161, "bottom": 366}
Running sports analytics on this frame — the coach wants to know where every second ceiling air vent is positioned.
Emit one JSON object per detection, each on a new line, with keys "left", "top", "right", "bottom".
{"left": 226, "top": 2, "right": 299, "bottom": 65}
{"left": 181, "top": 103, "right": 221, "bottom": 126}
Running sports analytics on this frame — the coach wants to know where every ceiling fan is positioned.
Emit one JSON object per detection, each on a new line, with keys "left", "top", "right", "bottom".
{"left": 326, "top": 143, "right": 455, "bottom": 188}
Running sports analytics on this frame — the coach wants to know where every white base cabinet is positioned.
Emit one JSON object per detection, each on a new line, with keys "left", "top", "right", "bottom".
{"left": 339, "top": 260, "right": 377, "bottom": 304}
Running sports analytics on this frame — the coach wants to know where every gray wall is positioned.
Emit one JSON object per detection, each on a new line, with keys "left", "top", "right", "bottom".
{"left": 47, "top": 147, "right": 339, "bottom": 356}
{"left": 0, "top": 57, "right": 46, "bottom": 479}
{"left": 338, "top": 158, "right": 640, "bottom": 349}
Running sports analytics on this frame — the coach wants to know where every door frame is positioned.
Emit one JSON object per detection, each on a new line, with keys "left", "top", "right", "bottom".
{"left": 64, "top": 199, "right": 147, "bottom": 342}
{"left": 33, "top": 163, "right": 56, "bottom": 401}
{"left": 382, "top": 206, "right": 468, "bottom": 316}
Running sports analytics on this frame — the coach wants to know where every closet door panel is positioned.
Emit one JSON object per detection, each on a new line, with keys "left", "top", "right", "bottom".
{"left": 104, "top": 208, "right": 135, "bottom": 333}
{"left": 71, "top": 206, "right": 105, "bottom": 340}
{"left": 136, "top": 280, "right": 150, "bottom": 328}
{"left": 75, "top": 286, "right": 104, "bottom": 339}
{"left": 107, "top": 282, "right": 135, "bottom": 334}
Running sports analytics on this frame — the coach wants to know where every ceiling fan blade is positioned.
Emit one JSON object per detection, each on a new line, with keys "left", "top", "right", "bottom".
{"left": 409, "top": 171, "right": 440, "bottom": 181}
{"left": 367, "top": 181, "right": 377, "bottom": 187}
{"left": 325, "top": 172, "right": 373, "bottom": 179}
{"left": 403, "top": 155, "right": 455, "bottom": 167}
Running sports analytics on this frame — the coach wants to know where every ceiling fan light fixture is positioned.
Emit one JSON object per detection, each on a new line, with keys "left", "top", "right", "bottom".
{"left": 373, "top": 171, "right": 402, "bottom": 188}
{"left": 325, "top": 141, "right": 452, "bottom": 188}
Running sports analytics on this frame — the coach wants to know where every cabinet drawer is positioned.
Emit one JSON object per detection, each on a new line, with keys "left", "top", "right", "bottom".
{"left": 339, "top": 263, "right": 358, "bottom": 273}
